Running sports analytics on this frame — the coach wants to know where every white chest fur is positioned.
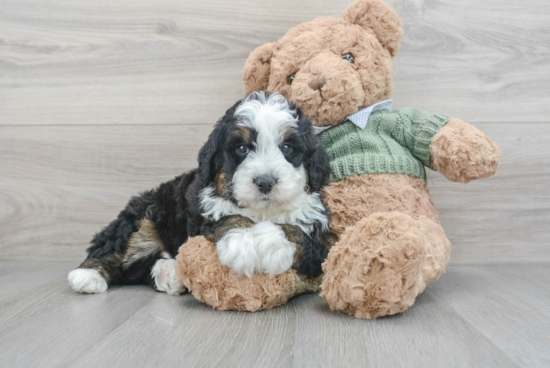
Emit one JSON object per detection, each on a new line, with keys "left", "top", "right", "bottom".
{"left": 199, "top": 186, "right": 328, "bottom": 233}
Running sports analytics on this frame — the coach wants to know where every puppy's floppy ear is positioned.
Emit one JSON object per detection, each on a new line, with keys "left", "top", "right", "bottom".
{"left": 299, "top": 112, "right": 331, "bottom": 193}
{"left": 243, "top": 43, "right": 275, "bottom": 95}
{"left": 306, "top": 144, "right": 331, "bottom": 193}
{"left": 198, "top": 125, "right": 224, "bottom": 189}
{"left": 343, "top": 0, "right": 403, "bottom": 57}
{"left": 198, "top": 100, "right": 241, "bottom": 188}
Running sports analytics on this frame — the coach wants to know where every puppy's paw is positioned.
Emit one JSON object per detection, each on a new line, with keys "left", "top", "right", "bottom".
{"left": 217, "top": 228, "right": 259, "bottom": 277}
{"left": 68, "top": 268, "right": 108, "bottom": 294}
{"left": 151, "top": 258, "right": 187, "bottom": 295}
{"left": 252, "top": 222, "right": 296, "bottom": 277}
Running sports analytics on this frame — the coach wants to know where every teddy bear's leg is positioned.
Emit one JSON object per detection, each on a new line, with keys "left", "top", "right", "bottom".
{"left": 417, "top": 215, "right": 451, "bottom": 286}
{"left": 320, "top": 211, "right": 450, "bottom": 319}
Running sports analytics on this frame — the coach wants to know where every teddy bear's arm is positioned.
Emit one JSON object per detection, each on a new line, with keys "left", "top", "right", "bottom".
{"left": 430, "top": 119, "right": 501, "bottom": 183}
{"left": 390, "top": 108, "right": 500, "bottom": 183}
{"left": 389, "top": 107, "right": 452, "bottom": 169}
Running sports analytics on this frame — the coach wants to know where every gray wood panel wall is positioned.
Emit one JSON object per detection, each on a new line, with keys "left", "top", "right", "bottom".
{"left": 1, "top": 0, "right": 549, "bottom": 263}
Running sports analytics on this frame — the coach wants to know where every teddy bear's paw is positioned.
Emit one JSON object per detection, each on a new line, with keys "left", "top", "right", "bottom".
{"left": 431, "top": 119, "right": 501, "bottom": 183}
{"left": 251, "top": 222, "right": 296, "bottom": 277}
{"left": 68, "top": 268, "right": 108, "bottom": 294}
{"left": 216, "top": 227, "right": 260, "bottom": 277}
{"left": 151, "top": 258, "right": 187, "bottom": 295}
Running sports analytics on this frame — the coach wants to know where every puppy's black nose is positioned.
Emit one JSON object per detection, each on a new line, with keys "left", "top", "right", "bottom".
{"left": 253, "top": 175, "right": 277, "bottom": 194}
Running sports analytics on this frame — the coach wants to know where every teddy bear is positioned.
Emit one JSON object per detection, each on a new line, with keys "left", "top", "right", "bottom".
{"left": 240, "top": 0, "right": 501, "bottom": 319}
{"left": 177, "top": 0, "right": 501, "bottom": 317}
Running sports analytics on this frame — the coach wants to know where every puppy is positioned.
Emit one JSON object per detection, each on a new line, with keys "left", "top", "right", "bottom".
{"left": 68, "top": 91, "right": 331, "bottom": 295}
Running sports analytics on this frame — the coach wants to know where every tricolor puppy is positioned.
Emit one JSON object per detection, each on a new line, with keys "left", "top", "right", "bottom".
{"left": 68, "top": 91, "right": 331, "bottom": 295}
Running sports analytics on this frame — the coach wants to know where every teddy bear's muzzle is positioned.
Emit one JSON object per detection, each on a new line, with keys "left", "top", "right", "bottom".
{"left": 290, "top": 51, "right": 365, "bottom": 128}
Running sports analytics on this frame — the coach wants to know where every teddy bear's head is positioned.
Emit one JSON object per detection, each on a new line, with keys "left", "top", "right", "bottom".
{"left": 244, "top": 0, "right": 403, "bottom": 127}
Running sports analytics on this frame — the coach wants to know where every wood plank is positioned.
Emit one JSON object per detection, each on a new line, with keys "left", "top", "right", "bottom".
{"left": 1, "top": 122, "right": 548, "bottom": 263}
{"left": 291, "top": 291, "right": 517, "bottom": 368}
{"left": 431, "top": 265, "right": 550, "bottom": 367}
{"left": 429, "top": 122, "right": 550, "bottom": 264}
{"left": 0, "top": 279, "right": 156, "bottom": 367}
{"left": 389, "top": 0, "right": 550, "bottom": 123}
{"left": 53, "top": 267, "right": 529, "bottom": 368}
{"left": 0, "top": 260, "right": 74, "bottom": 306}
{"left": 1, "top": 0, "right": 549, "bottom": 126}
{"left": 0, "top": 262, "right": 78, "bottom": 325}
{"left": 68, "top": 293, "right": 296, "bottom": 368}
{"left": 0, "top": 124, "right": 210, "bottom": 261}
{"left": 1, "top": 262, "right": 548, "bottom": 368}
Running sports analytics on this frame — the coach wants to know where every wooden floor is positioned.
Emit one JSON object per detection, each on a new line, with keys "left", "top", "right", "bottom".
{"left": 0, "top": 261, "right": 548, "bottom": 368}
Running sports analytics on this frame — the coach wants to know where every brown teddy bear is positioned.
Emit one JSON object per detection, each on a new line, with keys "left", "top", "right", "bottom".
{"left": 177, "top": 0, "right": 501, "bottom": 317}
{"left": 241, "top": 0, "right": 501, "bottom": 319}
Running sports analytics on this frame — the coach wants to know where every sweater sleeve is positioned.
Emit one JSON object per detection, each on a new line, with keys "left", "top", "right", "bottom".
{"left": 390, "top": 107, "right": 451, "bottom": 170}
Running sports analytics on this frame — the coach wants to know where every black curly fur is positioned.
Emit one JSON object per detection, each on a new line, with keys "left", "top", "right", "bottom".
{"left": 297, "top": 221, "right": 330, "bottom": 278}
{"left": 81, "top": 169, "right": 201, "bottom": 285}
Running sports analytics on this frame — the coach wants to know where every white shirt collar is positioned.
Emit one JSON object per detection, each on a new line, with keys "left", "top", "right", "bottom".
{"left": 312, "top": 99, "right": 393, "bottom": 135}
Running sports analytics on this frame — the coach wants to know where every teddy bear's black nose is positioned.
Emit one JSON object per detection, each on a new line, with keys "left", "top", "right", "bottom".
{"left": 308, "top": 74, "right": 326, "bottom": 90}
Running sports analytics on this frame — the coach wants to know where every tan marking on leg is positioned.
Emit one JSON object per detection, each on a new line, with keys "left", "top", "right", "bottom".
{"left": 79, "top": 258, "right": 111, "bottom": 282}
{"left": 123, "top": 219, "right": 165, "bottom": 266}
{"left": 279, "top": 224, "right": 304, "bottom": 269}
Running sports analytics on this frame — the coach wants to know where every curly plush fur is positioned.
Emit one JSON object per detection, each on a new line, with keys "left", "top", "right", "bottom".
{"left": 243, "top": 12, "right": 397, "bottom": 127}
{"left": 243, "top": 0, "right": 500, "bottom": 318}
{"left": 176, "top": 236, "right": 321, "bottom": 311}
{"left": 319, "top": 174, "right": 451, "bottom": 318}
{"left": 431, "top": 119, "right": 501, "bottom": 183}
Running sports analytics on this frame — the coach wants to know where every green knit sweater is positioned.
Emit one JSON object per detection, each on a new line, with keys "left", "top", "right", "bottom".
{"left": 318, "top": 108, "right": 451, "bottom": 182}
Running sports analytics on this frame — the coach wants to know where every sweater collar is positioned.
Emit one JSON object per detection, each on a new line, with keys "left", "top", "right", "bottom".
{"left": 312, "top": 99, "right": 393, "bottom": 135}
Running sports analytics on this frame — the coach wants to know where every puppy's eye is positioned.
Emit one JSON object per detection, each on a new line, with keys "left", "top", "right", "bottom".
{"left": 236, "top": 145, "right": 249, "bottom": 156}
{"left": 342, "top": 52, "right": 355, "bottom": 63}
{"left": 287, "top": 75, "right": 296, "bottom": 85}
{"left": 280, "top": 144, "right": 293, "bottom": 155}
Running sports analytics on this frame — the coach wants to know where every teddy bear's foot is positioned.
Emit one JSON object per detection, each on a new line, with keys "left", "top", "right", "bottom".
{"left": 320, "top": 212, "right": 449, "bottom": 319}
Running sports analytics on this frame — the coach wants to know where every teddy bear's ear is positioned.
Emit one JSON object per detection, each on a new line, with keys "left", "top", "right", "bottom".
{"left": 343, "top": 0, "right": 403, "bottom": 57}
{"left": 243, "top": 43, "right": 275, "bottom": 94}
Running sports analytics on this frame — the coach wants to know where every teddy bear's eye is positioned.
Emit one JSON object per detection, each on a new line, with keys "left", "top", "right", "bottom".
{"left": 287, "top": 75, "right": 296, "bottom": 84}
{"left": 342, "top": 52, "right": 355, "bottom": 63}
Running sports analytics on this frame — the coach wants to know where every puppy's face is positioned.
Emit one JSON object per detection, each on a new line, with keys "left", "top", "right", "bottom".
{"left": 199, "top": 91, "right": 330, "bottom": 210}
